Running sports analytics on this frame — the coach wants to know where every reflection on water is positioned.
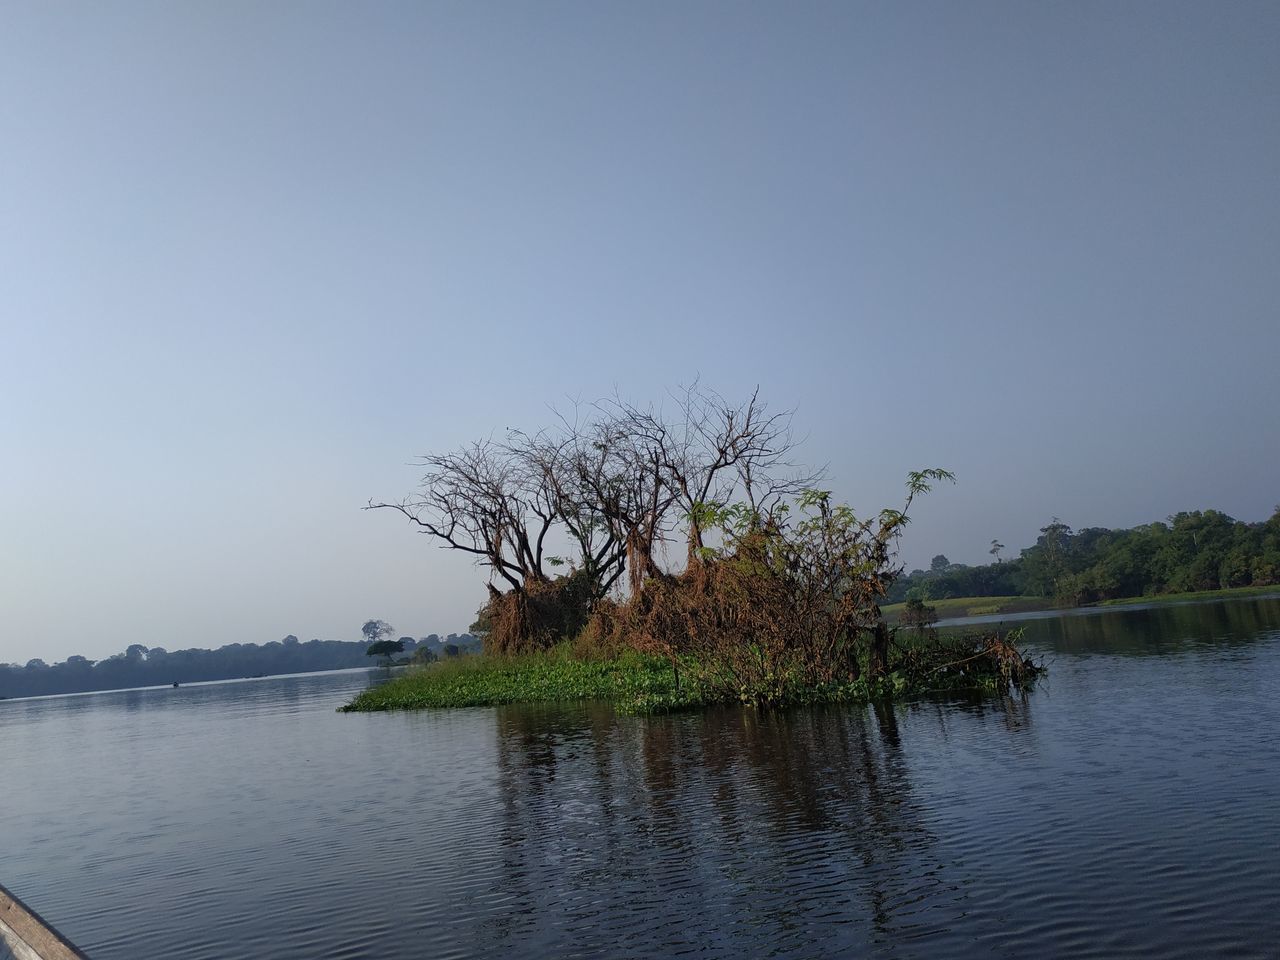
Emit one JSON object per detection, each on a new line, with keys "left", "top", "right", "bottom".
{"left": 941, "top": 593, "right": 1280, "bottom": 655}
{"left": 2, "top": 600, "right": 1280, "bottom": 959}
{"left": 488, "top": 702, "right": 945, "bottom": 956}
{"left": 1010, "top": 594, "right": 1280, "bottom": 656}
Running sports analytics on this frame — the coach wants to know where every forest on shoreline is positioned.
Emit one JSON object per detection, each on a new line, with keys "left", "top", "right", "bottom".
{"left": 0, "top": 632, "right": 480, "bottom": 700}
{"left": 887, "top": 507, "right": 1280, "bottom": 608}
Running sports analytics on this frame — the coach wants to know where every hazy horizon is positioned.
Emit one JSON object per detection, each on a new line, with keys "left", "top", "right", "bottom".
{"left": 4, "top": 1, "right": 1278, "bottom": 665}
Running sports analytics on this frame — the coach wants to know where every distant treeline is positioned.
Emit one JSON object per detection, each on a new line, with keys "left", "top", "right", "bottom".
{"left": 0, "top": 632, "right": 480, "bottom": 699}
{"left": 886, "top": 507, "right": 1280, "bottom": 606}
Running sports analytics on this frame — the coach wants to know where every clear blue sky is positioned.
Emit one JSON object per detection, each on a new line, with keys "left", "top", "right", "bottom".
{"left": 3, "top": 1, "right": 1277, "bottom": 664}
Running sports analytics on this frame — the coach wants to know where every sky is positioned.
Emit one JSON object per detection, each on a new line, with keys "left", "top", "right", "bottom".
{"left": 2, "top": 1, "right": 1277, "bottom": 665}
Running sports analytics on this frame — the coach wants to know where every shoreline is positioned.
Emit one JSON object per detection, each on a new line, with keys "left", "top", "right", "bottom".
{"left": 0, "top": 666, "right": 375, "bottom": 706}
{"left": 882, "top": 584, "right": 1280, "bottom": 624}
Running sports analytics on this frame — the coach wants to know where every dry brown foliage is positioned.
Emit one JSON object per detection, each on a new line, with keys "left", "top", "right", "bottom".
{"left": 596, "top": 525, "right": 871, "bottom": 702}
{"left": 369, "top": 386, "right": 969, "bottom": 685}
{"left": 479, "top": 573, "right": 597, "bottom": 656}
{"left": 370, "top": 385, "right": 817, "bottom": 653}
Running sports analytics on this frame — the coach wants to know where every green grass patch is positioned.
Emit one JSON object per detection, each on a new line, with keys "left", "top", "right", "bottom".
{"left": 879, "top": 585, "right": 1280, "bottom": 622}
{"left": 340, "top": 637, "right": 1041, "bottom": 715}
{"left": 1098, "top": 584, "right": 1280, "bottom": 607}
{"left": 881, "top": 595, "right": 1046, "bottom": 622}
{"left": 340, "top": 647, "right": 695, "bottom": 714}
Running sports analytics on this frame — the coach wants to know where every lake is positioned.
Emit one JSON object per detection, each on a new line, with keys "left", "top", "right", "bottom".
{"left": 3, "top": 596, "right": 1280, "bottom": 959}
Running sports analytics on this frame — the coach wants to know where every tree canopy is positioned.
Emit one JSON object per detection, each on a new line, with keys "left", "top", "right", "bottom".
{"left": 887, "top": 506, "right": 1280, "bottom": 605}
{"left": 369, "top": 385, "right": 819, "bottom": 606}
{"left": 368, "top": 386, "right": 984, "bottom": 702}
{"left": 361, "top": 620, "right": 395, "bottom": 645}
{"left": 366, "top": 638, "right": 405, "bottom": 662}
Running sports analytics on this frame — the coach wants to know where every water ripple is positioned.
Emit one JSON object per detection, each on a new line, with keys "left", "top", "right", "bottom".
{"left": 3, "top": 602, "right": 1280, "bottom": 957}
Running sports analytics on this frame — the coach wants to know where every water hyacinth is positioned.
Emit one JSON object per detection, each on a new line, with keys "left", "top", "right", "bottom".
{"left": 341, "top": 634, "right": 1040, "bottom": 714}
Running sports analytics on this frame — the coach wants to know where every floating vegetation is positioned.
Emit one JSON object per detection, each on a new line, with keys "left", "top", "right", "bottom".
{"left": 340, "top": 631, "right": 1040, "bottom": 714}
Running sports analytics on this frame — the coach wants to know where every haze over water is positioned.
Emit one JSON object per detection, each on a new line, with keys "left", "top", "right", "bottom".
{"left": 4, "top": 597, "right": 1279, "bottom": 959}
{"left": 4, "top": 5, "right": 1278, "bottom": 958}
{"left": 4, "top": 2, "right": 1279, "bottom": 663}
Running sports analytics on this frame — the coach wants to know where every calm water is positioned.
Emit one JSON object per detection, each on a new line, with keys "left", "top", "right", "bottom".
{"left": 4, "top": 597, "right": 1280, "bottom": 959}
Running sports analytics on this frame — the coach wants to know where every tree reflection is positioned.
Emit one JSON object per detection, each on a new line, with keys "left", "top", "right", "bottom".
{"left": 1018, "top": 596, "right": 1280, "bottom": 656}
{"left": 482, "top": 698, "right": 1034, "bottom": 956}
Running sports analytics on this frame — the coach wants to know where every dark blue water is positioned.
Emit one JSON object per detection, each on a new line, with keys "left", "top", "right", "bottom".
{"left": 3, "top": 597, "right": 1279, "bottom": 959}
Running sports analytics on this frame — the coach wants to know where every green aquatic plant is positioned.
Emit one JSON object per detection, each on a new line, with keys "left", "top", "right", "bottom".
{"left": 340, "top": 631, "right": 1040, "bottom": 715}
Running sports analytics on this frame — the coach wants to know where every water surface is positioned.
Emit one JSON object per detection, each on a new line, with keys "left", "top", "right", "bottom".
{"left": 3, "top": 598, "right": 1280, "bottom": 958}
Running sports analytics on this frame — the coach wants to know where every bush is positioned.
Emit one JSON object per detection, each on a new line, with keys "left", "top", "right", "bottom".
{"left": 598, "top": 487, "right": 945, "bottom": 706}
{"left": 477, "top": 571, "right": 598, "bottom": 655}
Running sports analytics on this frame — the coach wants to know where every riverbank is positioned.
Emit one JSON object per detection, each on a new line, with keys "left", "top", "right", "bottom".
{"left": 340, "top": 635, "right": 1038, "bottom": 714}
{"left": 1098, "top": 584, "right": 1280, "bottom": 607}
{"left": 881, "top": 596, "right": 1044, "bottom": 623}
{"left": 882, "top": 584, "right": 1280, "bottom": 624}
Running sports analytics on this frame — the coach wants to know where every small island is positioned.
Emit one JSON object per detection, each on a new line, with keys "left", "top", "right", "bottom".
{"left": 344, "top": 388, "right": 1039, "bottom": 714}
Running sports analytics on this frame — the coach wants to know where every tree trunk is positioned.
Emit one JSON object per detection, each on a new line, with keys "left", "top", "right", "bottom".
{"left": 868, "top": 622, "right": 890, "bottom": 680}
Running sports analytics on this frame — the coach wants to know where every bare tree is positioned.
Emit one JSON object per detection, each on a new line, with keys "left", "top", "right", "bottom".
{"left": 664, "top": 384, "right": 819, "bottom": 560}
{"left": 585, "top": 399, "right": 681, "bottom": 594}
{"left": 506, "top": 426, "right": 628, "bottom": 604}
{"left": 367, "top": 440, "right": 555, "bottom": 593}
{"left": 369, "top": 385, "right": 829, "bottom": 653}
{"left": 597, "top": 384, "right": 820, "bottom": 574}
